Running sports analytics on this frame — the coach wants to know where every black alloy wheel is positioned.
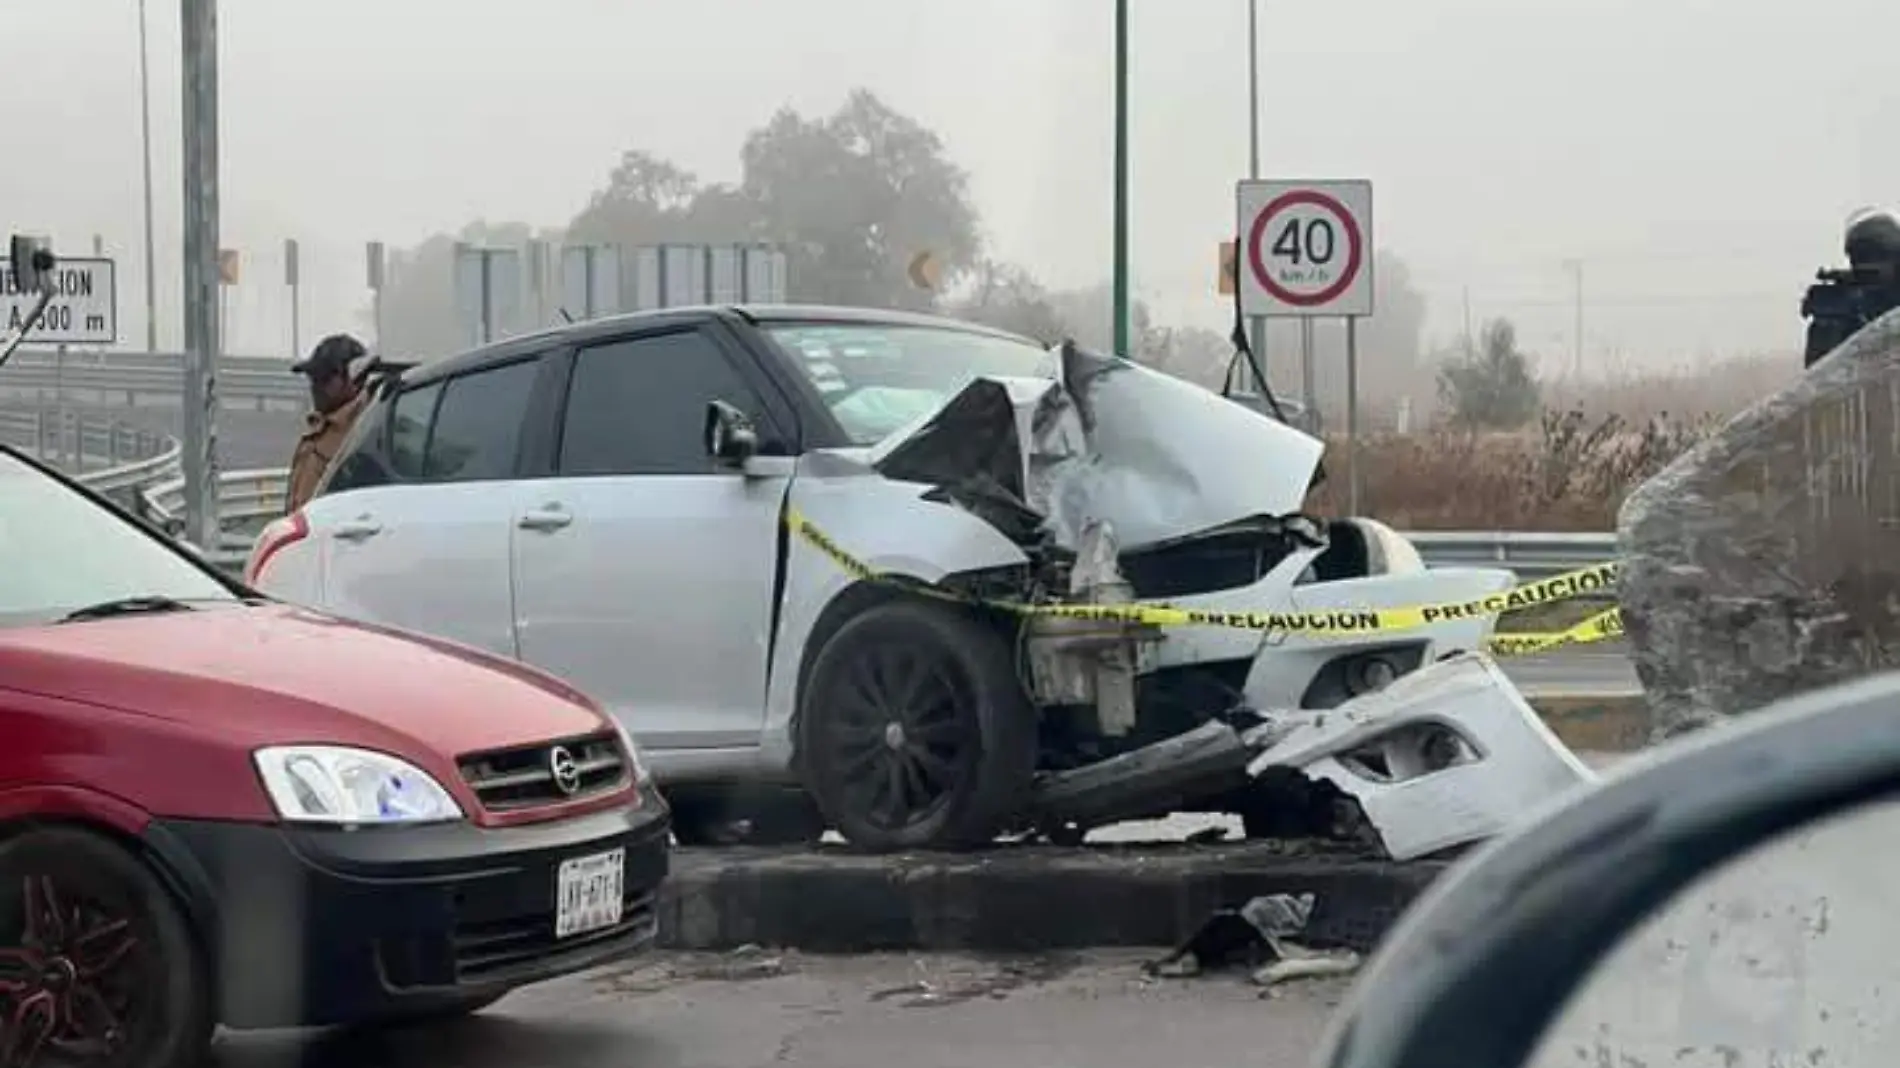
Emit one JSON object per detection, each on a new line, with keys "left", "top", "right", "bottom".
{"left": 0, "top": 830, "right": 210, "bottom": 1068}
{"left": 798, "top": 600, "right": 1036, "bottom": 850}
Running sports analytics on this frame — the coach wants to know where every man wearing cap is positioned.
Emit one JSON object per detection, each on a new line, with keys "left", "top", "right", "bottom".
{"left": 285, "top": 333, "right": 370, "bottom": 513}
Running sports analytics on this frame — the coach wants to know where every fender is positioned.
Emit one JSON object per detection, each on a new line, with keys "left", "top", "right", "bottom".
{"left": 0, "top": 783, "right": 223, "bottom": 959}
{"left": 0, "top": 782, "right": 153, "bottom": 836}
{"left": 758, "top": 460, "right": 1032, "bottom": 768}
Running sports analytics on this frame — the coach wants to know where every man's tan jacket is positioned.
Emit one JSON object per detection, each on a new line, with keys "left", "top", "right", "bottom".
{"left": 285, "top": 390, "right": 369, "bottom": 513}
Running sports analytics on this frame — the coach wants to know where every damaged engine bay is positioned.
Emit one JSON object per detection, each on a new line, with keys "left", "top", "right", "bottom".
{"left": 784, "top": 340, "right": 1596, "bottom": 859}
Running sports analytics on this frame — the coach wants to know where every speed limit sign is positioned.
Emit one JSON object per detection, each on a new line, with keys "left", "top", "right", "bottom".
{"left": 1237, "top": 179, "right": 1373, "bottom": 318}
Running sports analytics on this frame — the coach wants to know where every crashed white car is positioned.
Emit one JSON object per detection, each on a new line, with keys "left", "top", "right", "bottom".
{"left": 247, "top": 306, "right": 1581, "bottom": 852}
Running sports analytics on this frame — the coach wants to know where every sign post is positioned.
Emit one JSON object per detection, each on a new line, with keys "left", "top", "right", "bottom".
{"left": 179, "top": 0, "right": 221, "bottom": 550}
{"left": 285, "top": 238, "right": 300, "bottom": 363}
{"left": 1237, "top": 178, "right": 1374, "bottom": 512}
{"left": 366, "top": 241, "right": 386, "bottom": 349}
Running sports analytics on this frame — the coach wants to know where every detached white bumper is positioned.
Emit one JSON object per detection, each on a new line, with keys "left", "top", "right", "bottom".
{"left": 1245, "top": 652, "right": 1598, "bottom": 860}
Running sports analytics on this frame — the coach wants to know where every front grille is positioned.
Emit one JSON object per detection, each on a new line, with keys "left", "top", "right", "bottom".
{"left": 452, "top": 889, "right": 658, "bottom": 983}
{"left": 457, "top": 732, "right": 628, "bottom": 811}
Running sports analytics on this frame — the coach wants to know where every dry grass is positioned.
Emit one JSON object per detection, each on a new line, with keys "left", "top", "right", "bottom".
{"left": 1306, "top": 353, "right": 1792, "bottom": 531}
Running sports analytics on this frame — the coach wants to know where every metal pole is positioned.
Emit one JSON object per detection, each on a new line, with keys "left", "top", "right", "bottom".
{"left": 479, "top": 251, "right": 494, "bottom": 344}
{"left": 1111, "top": 0, "right": 1130, "bottom": 357}
{"left": 288, "top": 237, "right": 302, "bottom": 362}
{"left": 139, "top": 0, "right": 159, "bottom": 353}
{"left": 1300, "top": 318, "right": 1318, "bottom": 432}
{"left": 1247, "top": 0, "right": 1260, "bottom": 179}
{"left": 1245, "top": 0, "right": 1267, "bottom": 383}
{"left": 1571, "top": 259, "right": 1584, "bottom": 377}
{"left": 1346, "top": 316, "right": 1361, "bottom": 514}
{"left": 1462, "top": 286, "right": 1473, "bottom": 356}
{"left": 179, "top": 0, "right": 221, "bottom": 548}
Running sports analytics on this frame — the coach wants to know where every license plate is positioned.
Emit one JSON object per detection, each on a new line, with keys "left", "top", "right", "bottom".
{"left": 554, "top": 848, "right": 625, "bottom": 939}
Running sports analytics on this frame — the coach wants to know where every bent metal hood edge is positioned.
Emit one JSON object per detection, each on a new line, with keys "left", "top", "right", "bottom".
{"left": 871, "top": 341, "right": 1326, "bottom": 553}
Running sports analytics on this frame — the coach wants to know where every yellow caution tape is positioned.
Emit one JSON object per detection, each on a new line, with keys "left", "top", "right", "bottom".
{"left": 1485, "top": 606, "right": 1625, "bottom": 657}
{"left": 784, "top": 506, "right": 1625, "bottom": 654}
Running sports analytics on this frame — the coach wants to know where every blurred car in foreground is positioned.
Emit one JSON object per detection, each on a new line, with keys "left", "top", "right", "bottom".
{"left": 0, "top": 445, "right": 669, "bottom": 1068}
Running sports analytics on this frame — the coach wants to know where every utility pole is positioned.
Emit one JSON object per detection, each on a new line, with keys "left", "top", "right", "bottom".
{"left": 180, "top": 0, "right": 221, "bottom": 548}
{"left": 1246, "top": 0, "right": 1266, "bottom": 374}
{"left": 138, "top": 0, "right": 159, "bottom": 352}
{"left": 1462, "top": 285, "right": 1473, "bottom": 356}
{"left": 1111, "top": 0, "right": 1130, "bottom": 357}
{"left": 1564, "top": 258, "right": 1583, "bottom": 377}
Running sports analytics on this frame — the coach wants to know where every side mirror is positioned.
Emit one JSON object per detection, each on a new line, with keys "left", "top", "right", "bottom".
{"left": 1315, "top": 672, "right": 1900, "bottom": 1068}
{"left": 704, "top": 399, "right": 759, "bottom": 466}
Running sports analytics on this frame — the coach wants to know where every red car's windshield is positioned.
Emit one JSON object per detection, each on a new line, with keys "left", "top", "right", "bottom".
{"left": 0, "top": 451, "right": 237, "bottom": 628}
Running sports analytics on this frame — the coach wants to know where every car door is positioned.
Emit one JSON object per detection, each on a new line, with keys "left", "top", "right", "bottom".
{"left": 316, "top": 357, "right": 542, "bottom": 658}
{"left": 510, "top": 326, "right": 793, "bottom": 751}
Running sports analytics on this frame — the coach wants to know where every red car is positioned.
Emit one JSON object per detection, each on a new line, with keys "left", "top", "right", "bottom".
{"left": 0, "top": 444, "right": 671, "bottom": 1068}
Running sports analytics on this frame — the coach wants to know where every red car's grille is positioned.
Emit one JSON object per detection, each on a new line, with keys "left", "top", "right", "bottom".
{"left": 456, "top": 732, "right": 628, "bottom": 811}
{"left": 452, "top": 889, "right": 658, "bottom": 982}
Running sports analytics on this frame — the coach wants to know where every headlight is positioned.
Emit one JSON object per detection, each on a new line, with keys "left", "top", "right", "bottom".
{"left": 253, "top": 745, "right": 464, "bottom": 826}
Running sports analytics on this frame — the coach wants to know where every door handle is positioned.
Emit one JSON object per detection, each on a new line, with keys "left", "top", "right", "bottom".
{"left": 517, "top": 506, "right": 573, "bottom": 532}
{"left": 333, "top": 517, "right": 383, "bottom": 541}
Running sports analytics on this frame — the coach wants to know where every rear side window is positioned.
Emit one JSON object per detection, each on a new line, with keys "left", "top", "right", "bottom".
{"left": 313, "top": 381, "right": 441, "bottom": 500}
{"left": 557, "top": 330, "right": 773, "bottom": 476}
{"left": 423, "top": 359, "right": 539, "bottom": 481}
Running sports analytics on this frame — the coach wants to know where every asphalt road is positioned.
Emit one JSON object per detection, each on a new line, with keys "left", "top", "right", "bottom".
{"left": 208, "top": 949, "right": 1345, "bottom": 1068}
{"left": 21, "top": 400, "right": 1646, "bottom": 694}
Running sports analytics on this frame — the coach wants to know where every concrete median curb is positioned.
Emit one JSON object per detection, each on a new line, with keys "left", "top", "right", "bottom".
{"left": 657, "top": 842, "right": 1448, "bottom": 955}
{"left": 1528, "top": 692, "right": 1651, "bottom": 752}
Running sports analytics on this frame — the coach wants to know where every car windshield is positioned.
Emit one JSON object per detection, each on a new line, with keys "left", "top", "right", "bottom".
{"left": 0, "top": 451, "right": 238, "bottom": 628}
{"left": 763, "top": 322, "right": 1056, "bottom": 445}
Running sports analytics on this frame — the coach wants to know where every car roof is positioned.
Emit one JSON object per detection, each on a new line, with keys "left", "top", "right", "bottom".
{"left": 399, "top": 303, "right": 1042, "bottom": 388}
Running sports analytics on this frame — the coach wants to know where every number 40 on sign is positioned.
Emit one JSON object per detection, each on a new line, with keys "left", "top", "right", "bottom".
{"left": 1236, "top": 179, "right": 1374, "bottom": 319}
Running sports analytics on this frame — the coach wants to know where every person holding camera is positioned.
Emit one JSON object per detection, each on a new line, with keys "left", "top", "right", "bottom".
{"left": 1801, "top": 208, "right": 1900, "bottom": 368}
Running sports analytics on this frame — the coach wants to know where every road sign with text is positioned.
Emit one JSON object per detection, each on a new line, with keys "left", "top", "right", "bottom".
{"left": 0, "top": 257, "right": 117, "bottom": 344}
{"left": 1237, "top": 179, "right": 1373, "bottom": 318}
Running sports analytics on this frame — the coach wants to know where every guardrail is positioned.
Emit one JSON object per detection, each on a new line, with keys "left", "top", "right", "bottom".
{"left": 1402, "top": 530, "right": 1618, "bottom": 579}
{"left": 0, "top": 408, "right": 183, "bottom": 501}
{"left": 162, "top": 465, "right": 1623, "bottom": 581}
{"left": 0, "top": 363, "right": 305, "bottom": 407}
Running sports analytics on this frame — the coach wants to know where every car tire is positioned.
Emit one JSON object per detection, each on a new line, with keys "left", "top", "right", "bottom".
{"left": 797, "top": 599, "right": 1037, "bottom": 851}
{"left": 0, "top": 826, "right": 213, "bottom": 1068}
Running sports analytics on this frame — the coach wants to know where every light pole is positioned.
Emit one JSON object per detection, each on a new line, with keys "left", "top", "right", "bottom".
{"left": 1111, "top": 0, "right": 1130, "bottom": 357}
{"left": 1564, "top": 257, "right": 1583, "bottom": 377}
{"left": 1246, "top": 0, "right": 1267, "bottom": 382}
{"left": 138, "top": 0, "right": 158, "bottom": 352}
{"left": 180, "top": 0, "right": 221, "bottom": 549}
{"left": 1247, "top": 0, "right": 1260, "bottom": 177}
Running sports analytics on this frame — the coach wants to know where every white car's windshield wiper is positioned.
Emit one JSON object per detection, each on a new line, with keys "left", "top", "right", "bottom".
{"left": 58, "top": 595, "right": 200, "bottom": 623}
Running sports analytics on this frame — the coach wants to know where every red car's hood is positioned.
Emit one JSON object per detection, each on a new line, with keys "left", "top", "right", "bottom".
{"left": 0, "top": 603, "right": 609, "bottom": 759}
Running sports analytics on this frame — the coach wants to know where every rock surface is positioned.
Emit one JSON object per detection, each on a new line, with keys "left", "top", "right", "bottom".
{"left": 1619, "top": 309, "right": 1900, "bottom": 740}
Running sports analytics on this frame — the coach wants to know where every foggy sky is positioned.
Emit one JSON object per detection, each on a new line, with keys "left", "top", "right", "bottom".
{"left": 4, "top": 0, "right": 1897, "bottom": 375}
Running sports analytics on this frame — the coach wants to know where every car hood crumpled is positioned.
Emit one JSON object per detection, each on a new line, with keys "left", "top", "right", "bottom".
{"left": 867, "top": 341, "right": 1326, "bottom": 552}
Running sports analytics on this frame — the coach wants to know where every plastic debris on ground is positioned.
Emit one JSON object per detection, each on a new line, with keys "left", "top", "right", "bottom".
{"left": 1145, "top": 892, "right": 1362, "bottom": 993}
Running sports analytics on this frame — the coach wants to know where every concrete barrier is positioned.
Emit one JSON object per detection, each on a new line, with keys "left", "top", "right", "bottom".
{"left": 657, "top": 841, "right": 1446, "bottom": 955}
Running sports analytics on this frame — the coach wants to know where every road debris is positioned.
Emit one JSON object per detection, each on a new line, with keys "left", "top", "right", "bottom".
{"left": 1146, "top": 893, "right": 1362, "bottom": 991}
{"left": 1242, "top": 652, "right": 1599, "bottom": 860}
